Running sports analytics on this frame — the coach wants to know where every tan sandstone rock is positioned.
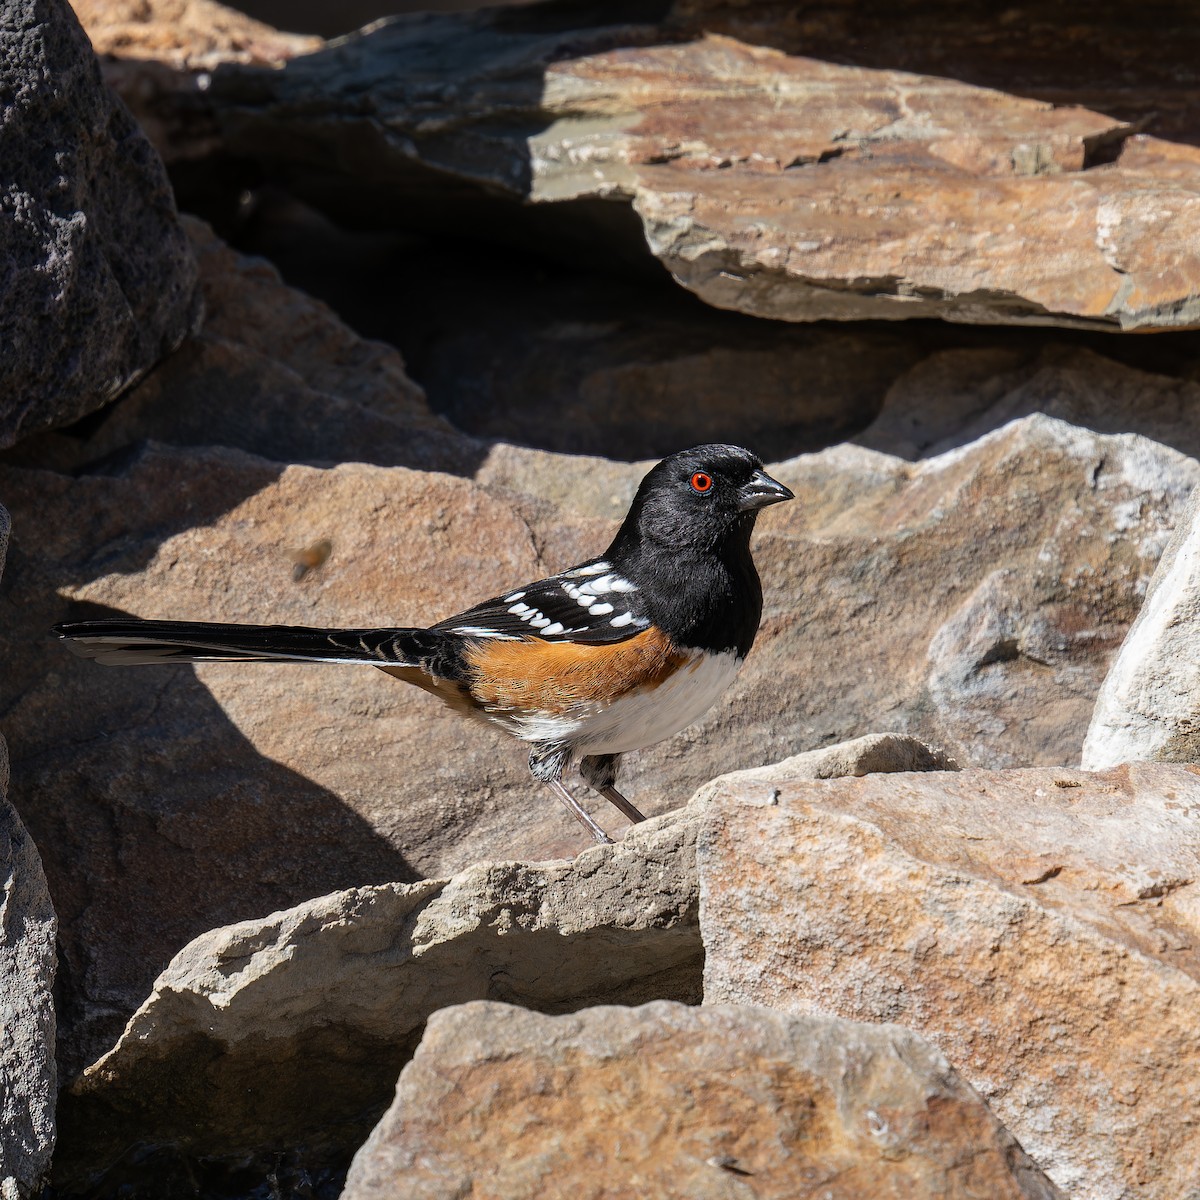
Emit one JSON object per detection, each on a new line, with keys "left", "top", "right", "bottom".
{"left": 73, "top": 0, "right": 320, "bottom": 68}
{"left": 857, "top": 343, "right": 1200, "bottom": 463}
{"left": 197, "top": 15, "right": 1200, "bottom": 329}
{"left": 698, "top": 762, "right": 1200, "bottom": 1199}
{"left": 53, "top": 733, "right": 950, "bottom": 1189}
{"left": 342, "top": 1000, "right": 1062, "bottom": 1200}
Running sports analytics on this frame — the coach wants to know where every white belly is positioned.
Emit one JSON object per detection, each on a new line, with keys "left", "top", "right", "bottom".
{"left": 495, "top": 649, "right": 743, "bottom": 755}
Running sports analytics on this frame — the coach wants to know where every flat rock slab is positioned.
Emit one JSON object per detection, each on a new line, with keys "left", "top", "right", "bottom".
{"left": 56, "top": 814, "right": 698, "bottom": 1190}
{"left": 0, "top": 733, "right": 57, "bottom": 1200}
{"left": 201, "top": 13, "right": 1200, "bottom": 329}
{"left": 0, "top": 0, "right": 201, "bottom": 447}
{"left": 343, "top": 1000, "right": 1062, "bottom": 1200}
{"left": 699, "top": 763, "right": 1200, "bottom": 1199}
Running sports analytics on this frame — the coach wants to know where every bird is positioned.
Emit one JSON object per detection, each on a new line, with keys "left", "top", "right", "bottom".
{"left": 54, "top": 444, "right": 793, "bottom": 845}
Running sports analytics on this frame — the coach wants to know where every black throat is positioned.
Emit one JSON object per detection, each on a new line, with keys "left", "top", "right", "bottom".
{"left": 606, "top": 515, "right": 763, "bottom": 657}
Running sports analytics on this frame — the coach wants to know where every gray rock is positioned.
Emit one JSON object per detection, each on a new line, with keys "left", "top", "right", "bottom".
{"left": 1082, "top": 481, "right": 1200, "bottom": 769}
{"left": 0, "top": 732, "right": 57, "bottom": 1200}
{"left": 343, "top": 1000, "right": 1062, "bottom": 1200}
{"left": 0, "top": 0, "right": 201, "bottom": 448}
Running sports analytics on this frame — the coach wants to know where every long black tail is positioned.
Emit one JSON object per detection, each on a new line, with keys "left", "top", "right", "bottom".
{"left": 54, "top": 619, "right": 438, "bottom": 667}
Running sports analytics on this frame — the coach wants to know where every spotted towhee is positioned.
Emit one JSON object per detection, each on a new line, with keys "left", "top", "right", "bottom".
{"left": 55, "top": 444, "right": 793, "bottom": 844}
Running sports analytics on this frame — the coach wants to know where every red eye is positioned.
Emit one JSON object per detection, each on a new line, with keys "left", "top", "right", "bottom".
{"left": 690, "top": 472, "right": 713, "bottom": 493}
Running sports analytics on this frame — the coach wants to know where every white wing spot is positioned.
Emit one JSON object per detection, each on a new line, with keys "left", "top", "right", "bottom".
{"left": 568, "top": 562, "right": 611, "bottom": 578}
{"left": 610, "top": 612, "right": 635, "bottom": 628}
{"left": 609, "top": 576, "right": 637, "bottom": 593}
{"left": 588, "top": 602, "right": 614, "bottom": 616}
{"left": 508, "top": 603, "right": 530, "bottom": 615}
{"left": 529, "top": 616, "right": 551, "bottom": 629}
{"left": 505, "top": 591, "right": 525, "bottom": 602}
{"left": 541, "top": 622, "right": 565, "bottom": 636}
{"left": 452, "top": 626, "right": 520, "bottom": 640}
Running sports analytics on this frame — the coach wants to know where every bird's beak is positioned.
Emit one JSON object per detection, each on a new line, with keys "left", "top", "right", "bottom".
{"left": 738, "top": 469, "right": 795, "bottom": 511}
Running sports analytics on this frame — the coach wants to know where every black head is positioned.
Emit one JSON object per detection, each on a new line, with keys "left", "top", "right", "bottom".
{"left": 610, "top": 444, "right": 794, "bottom": 556}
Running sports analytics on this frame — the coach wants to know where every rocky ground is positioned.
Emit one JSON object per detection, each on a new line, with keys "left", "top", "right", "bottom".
{"left": 3, "top": 1, "right": 1200, "bottom": 1197}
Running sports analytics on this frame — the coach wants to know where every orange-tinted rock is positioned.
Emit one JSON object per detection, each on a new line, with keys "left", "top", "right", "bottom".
{"left": 73, "top": 0, "right": 320, "bottom": 67}
{"left": 343, "top": 1000, "right": 1062, "bottom": 1200}
{"left": 699, "top": 762, "right": 1200, "bottom": 1198}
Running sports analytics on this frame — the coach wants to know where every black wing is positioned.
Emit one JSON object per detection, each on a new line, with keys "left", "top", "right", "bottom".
{"left": 435, "top": 558, "right": 651, "bottom": 646}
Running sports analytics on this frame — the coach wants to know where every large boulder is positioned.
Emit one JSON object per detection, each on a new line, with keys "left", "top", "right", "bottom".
{"left": 0, "top": 0, "right": 201, "bottom": 448}
{"left": 55, "top": 732, "right": 950, "bottom": 1190}
{"left": 698, "top": 762, "right": 1200, "bottom": 1199}
{"left": 343, "top": 1000, "right": 1062, "bottom": 1200}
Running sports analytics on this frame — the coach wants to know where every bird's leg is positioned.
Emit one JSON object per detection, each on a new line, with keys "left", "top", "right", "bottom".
{"left": 530, "top": 747, "right": 614, "bottom": 846}
{"left": 580, "top": 753, "right": 647, "bottom": 825}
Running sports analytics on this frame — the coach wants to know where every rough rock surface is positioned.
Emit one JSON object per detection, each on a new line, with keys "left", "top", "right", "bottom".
{"left": 673, "top": 0, "right": 1200, "bottom": 148}
{"left": 0, "top": 734, "right": 58, "bottom": 1197}
{"left": 199, "top": 15, "right": 1200, "bottom": 329}
{"left": 1083, "top": 482, "right": 1200, "bottom": 769}
{"left": 57, "top": 813, "right": 697, "bottom": 1189}
{"left": 699, "top": 763, "right": 1200, "bottom": 1200}
{"left": 0, "top": 504, "right": 58, "bottom": 1200}
{"left": 73, "top": 0, "right": 320, "bottom": 67}
{"left": 0, "top": 0, "right": 201, "bottom": 448}
{"left": 343, "top": 1000, "right": 1062, "bottom": 1200}
{"left": 1, "top": 414, "right": 1186, "bottom": 1072}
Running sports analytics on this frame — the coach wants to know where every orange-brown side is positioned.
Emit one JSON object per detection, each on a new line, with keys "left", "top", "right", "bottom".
{"left": 464, "top": 626, "right": 690, "bottom": 715}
